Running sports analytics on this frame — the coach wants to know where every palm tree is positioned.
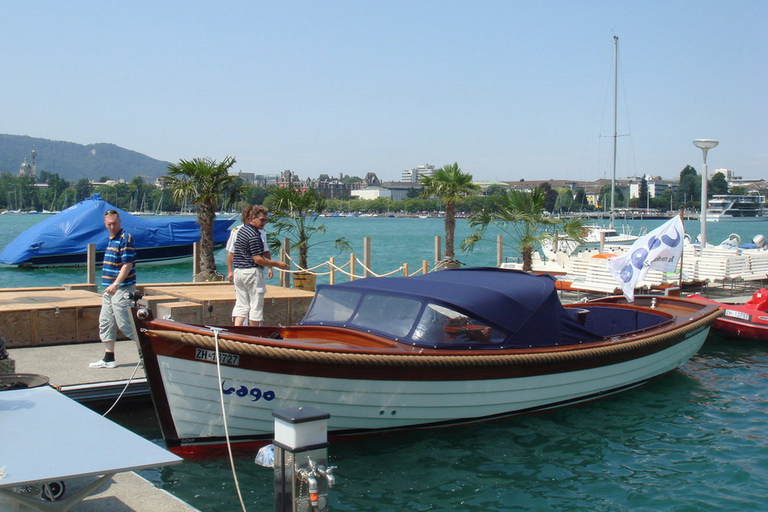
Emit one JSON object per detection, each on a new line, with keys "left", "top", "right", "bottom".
{"left": 460, "top": 188, "right": 585, "bottom": 271}
{"left": 419, "top": 163, "right": 479, "bottom": 266}
{"left": 165, "top": 156, "right": 241, "bottom": 279}
{"left": 266, "top": 187, "right": 351, "bottom": 271}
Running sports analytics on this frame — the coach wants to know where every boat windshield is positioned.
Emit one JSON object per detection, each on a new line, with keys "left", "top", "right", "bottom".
{"left": 302, "top": 288, "right": 507, "bottom": 348}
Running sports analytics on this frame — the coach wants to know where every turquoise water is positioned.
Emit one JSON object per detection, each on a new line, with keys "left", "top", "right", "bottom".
{"left": 113, "top": 335, "right": 768, "bottom": 512}
{"left": 2, "top": 214, "right": 768, "bottom": 510}
{"left": 0, "top": 213, "right": 757, "bottom": 289}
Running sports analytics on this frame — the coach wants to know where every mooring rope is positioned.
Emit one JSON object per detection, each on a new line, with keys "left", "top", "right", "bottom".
{"left": 211, "top": 326, "right": 248, "bottom": 512}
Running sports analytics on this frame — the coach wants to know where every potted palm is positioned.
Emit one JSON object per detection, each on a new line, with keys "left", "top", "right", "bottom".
{"left": 460, "top": 187, "right": 585, "bottom": 271}
{"left": 266, "top": 187, "right": 351, "bottom": 290}
{"left": 419, "top": 162, "right": 479, "bottom": 269}
{"left": 165, "top": 156, "right": 242, "bottom": 281}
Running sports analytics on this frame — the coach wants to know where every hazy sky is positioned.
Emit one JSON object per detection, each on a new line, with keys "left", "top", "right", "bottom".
{"left": 3, "top": 1, "right": 766, "bottom": 183}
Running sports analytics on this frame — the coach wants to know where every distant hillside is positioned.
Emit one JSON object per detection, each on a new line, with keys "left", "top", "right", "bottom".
{"left": 0, "top": 134, "right": 171, "bottom": 182}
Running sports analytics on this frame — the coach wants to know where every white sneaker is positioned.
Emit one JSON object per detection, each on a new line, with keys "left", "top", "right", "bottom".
{"left": 89, "top": 359, "right": 117, "bottom": 369}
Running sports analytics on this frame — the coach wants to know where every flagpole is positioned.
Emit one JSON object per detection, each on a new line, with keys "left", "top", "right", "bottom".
{"left": 678, "top": 207, "right": 685, "bottom": 290}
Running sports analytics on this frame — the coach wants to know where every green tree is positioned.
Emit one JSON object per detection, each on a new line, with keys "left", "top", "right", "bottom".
{"left": 165, "top": 156, "right": 241, "bottom": 279}
{"left": 574, "top": 188, "right": 588, "bottom": 211}
{"left": 599, "top": 183, "right": 625, "bottom": 211}
{"left": 638, "top": 177, "right": 649, "bottom": 209}
{"left": 75, "top": 178, "right": 92, "bottom": 202}
{"left": 461, "top": 188, "right": 585, "bottom": 271}
{"left": 419, "top": 163, "right": 479, "bottom": 265}
{"left": 266, "top": 187, "right": 351, "bottom": 271}
{"left": 676, "top": 165, "right": 699, "bottom": 207}
{"left": 538, "top": 182, "right": 558, "bottom": 213}
{"left": 554, "top": 188, "right": 575, "bottom": 213}
{"left": 709, "top": 172, "right": 729, "bottom": 195}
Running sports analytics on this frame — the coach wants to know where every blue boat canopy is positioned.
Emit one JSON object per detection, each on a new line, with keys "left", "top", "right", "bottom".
{"left": 0, "top": 194, "right": 235, "bottom": 266}
{"left": 300, "top": 267, "right": 610, "bottom": 349}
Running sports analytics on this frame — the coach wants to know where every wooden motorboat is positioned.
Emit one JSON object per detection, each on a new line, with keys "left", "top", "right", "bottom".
{"left": 134, "top": 267, "right": 721, "bottom": 457}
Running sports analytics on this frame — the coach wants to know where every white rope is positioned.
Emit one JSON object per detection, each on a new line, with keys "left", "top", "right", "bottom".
{"left": 212, "top": 326, "right": 248, "bottom": 512}
{"left": 277, "top": 252, "right": 428, "bottom": 280}
{"left": 101, "top": 359, "right": 142, "bottom": 418}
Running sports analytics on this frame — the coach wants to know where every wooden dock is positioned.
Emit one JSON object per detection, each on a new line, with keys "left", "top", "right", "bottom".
{"left": 0, "top": 282, "right": 315, "bottom": 349}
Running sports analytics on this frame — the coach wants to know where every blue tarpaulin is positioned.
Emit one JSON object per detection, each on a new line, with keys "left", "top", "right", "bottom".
{"left": 0, "top": 194, "right": 235, "bottom": 266}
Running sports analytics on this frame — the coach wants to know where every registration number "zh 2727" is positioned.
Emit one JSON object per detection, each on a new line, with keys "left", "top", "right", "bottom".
{"left": 195, "top": 348, "right": 240, "bottom": 366}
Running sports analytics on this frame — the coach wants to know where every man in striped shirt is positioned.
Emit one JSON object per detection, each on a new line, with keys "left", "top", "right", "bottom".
{"left": 90, "top": 209, "right": 137, "bottom": 369}
{"left": 231, "top": 205, "right": 289, "bottom": 326}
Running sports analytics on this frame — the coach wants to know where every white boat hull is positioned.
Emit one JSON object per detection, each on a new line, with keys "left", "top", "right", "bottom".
{"left": 156, "top": 327, "right": 708, "bottom": 441}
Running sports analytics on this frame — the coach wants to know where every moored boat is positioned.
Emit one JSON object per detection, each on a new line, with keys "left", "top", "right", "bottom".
{"left": 134, "top": 267, "right": 721, "bottom": 457}
{"left": 0, "top": 194, "right": 236, "bottom": 267}
{"left": 688, "top": 288, "right": 768, "bottom": 341}
{"left": 706, "top": 193, "right": 767, "bottom": 222}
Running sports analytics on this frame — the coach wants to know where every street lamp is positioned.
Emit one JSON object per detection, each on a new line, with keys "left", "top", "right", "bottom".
{"left": 693, "top": 139, "right": 719, "bottom": 248}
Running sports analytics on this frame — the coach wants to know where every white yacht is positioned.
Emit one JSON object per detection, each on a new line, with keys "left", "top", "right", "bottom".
{"left": 707, "top": 193, "right": 766, "bottom": 221}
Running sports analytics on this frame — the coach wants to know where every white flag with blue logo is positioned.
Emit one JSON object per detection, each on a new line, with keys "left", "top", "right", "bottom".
{"left": 606, "top": 215, "right": 685, "bottom": 302}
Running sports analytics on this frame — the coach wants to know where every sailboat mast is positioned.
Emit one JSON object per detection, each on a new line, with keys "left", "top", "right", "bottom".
{"left": 610, "top": 35, "right": 618, "bottom": 230}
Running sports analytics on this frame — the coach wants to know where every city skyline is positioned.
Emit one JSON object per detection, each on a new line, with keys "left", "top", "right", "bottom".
{"left": 2, "top": 1, "right": 766, "bottom": 183}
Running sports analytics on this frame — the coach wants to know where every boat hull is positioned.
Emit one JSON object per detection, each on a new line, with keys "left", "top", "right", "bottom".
{"left": 17, "top": 241, "right": 226, "bottom": 268}
{"left": 137, "top": 309, "right": 717, "bottom": 456}
{"left": 688, "top": 293, "right": 768, "bottom": 341}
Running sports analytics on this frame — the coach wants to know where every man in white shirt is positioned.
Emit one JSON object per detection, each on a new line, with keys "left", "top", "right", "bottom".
{"left": 227, "top": 205, "right": 275, "bottom": 325}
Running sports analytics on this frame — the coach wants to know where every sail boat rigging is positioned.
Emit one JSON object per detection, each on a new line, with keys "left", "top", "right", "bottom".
{"left": 610, "top": 35, "right": 618, "bottom": 229}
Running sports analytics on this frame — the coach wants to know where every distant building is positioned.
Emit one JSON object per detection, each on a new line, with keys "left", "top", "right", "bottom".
{"left": 714, "top": 168, "right": 767, "bottom": 190}
{"left": 401, "top": 164, "right": 435, "bottom": 183}
{"left": 351, "top": 182, "right": 423, "bottom": 201}
{"left": 628, "top": 175, "right": 677, "bottom": 202}
{"left": 18, "top": 150, "right": 37, "bottom": 178}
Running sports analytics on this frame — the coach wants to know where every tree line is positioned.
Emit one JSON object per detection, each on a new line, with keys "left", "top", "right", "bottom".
{"left": 0, "top": 165, "right": 739, "bottom": 214}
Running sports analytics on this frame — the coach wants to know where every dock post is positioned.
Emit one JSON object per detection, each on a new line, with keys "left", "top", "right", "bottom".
{"left": 363, "top": 237, "right": 371, "bottom": 277}
{"left": 270, "top": 406, "right": 334, "bottom": 512}
{"left": 349, "top": 254, "right": 355, "bottom": 281}
{"left": 329, "top": 257, "right": 335, "bottom": 285}
{"left": 86, "top": 243, "right": 96, "bottom": 285}
{"left": 403, "top": 263, "right": 409, "bottom": 277}
{"left": 497, "top": 235, "right": 503, "bottom": 267}
{"left": 434, "top": 236, "right": 442, "bottom": 263}
{"left": 282, "top": 238, "right": 291, "bottom": 288}
{"left": 192, "top": 242, "right": 201, "bottom": 276}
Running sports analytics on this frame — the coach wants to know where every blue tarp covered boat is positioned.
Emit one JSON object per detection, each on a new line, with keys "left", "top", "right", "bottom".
{"left": 0, "top": 194, "right": 236, "bottom": 267}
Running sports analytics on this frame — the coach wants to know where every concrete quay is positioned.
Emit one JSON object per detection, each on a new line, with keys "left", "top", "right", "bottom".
{"left": 0, "top": 472, "right": 199, "bottom": 512}
{"left": 0, "top": 281, "right": 316, "bottom": 512}
{"left": 2, "top": 340, "right": 198, "bottom": 512}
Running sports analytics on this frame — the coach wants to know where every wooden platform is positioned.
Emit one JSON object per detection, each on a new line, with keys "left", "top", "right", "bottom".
{"left": 0, "top": 288, "right": 103, "bottom": 348}
{"left": 0, "top": 283, "right": 315, "bottom": 349}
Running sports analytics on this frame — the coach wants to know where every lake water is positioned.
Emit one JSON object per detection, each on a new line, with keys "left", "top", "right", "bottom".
{"left": 0, "top": 213, "right": 759, "bottom": 289}
{"left": 2, "top": 213, "right": 768, "bottom": 511}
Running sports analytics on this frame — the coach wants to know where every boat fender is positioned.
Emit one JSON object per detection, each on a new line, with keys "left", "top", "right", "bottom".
{"left": 753, "top": 234, "right": 767, "bottom": 250}
{"left": 720, "top": 233, "right": 741, "bottom": 250}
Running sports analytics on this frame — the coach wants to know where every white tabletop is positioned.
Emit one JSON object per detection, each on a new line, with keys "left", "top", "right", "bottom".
{"left": 0, "top": 385, "right": 181, "bottom": 488}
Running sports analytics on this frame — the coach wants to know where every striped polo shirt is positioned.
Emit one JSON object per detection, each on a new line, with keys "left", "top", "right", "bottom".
{"left": 232, "top": 224, "right": 264, "bottom": 269}
{"left": 101, "top": 228, "right": 136, "bottom": 287}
